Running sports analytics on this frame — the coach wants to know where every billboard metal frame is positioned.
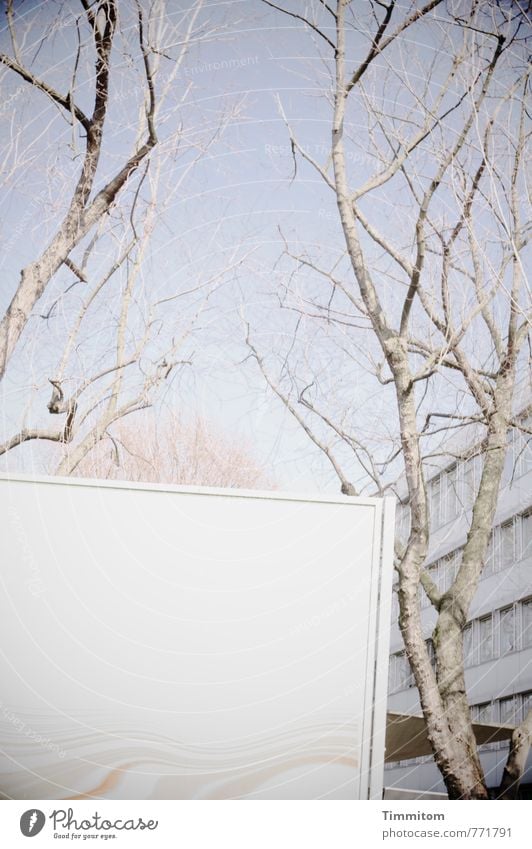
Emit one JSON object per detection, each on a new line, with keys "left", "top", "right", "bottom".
{"left": 0, "top": 473, "right": 395, "bottom": 800}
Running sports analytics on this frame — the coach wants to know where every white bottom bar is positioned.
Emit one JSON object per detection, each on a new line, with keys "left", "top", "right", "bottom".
{"left": 0, "top": 799, "right": 527, "bottom": 848}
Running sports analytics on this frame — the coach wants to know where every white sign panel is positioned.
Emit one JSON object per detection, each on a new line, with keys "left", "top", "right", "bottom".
{"left": 0, "top": 475, "right": 394, "bottom": 800}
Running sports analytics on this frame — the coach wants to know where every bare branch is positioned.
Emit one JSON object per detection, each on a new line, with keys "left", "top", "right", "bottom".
{"left": 0, "top": 53, "right": 91, "bottom": 132}
{"left": 261, "top": 0, "right": 336, "bottom": 51}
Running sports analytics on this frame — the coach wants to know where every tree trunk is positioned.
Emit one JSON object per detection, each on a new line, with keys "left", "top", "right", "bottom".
{"left": 433, "top": 374, "right": 514, "bottom": 798}
{"left": 432, "top": 607, "right": 488, "bottom": 798}
{"left": 396, "top": 377, "right": 488, "bottom": 799}
{"left": 497, "top": 710, "right": 532, "bottom": 799}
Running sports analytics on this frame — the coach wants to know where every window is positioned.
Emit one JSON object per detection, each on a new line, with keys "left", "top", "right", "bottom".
{"left": 389, "top": 652, "right": 414, "bottom": 692}
{"left": 479, "top": 615, "right": 494, "bottom": 662}
{"left": 519, "top": 434, "right": 532, "bottom": 478}
{"left": 522, "top": 598, "right": 532, "bottom": 649}
{"left": 463, "top": 623, "right": 474, "bottom": 666}
{"left": 499, "top": 521, "right": 515, "bottom": 571}
{"left": 443, "top": 465, "right": 460, "bottom": 523}
{"left": 388, "top": 656, "right": 396, "bottom": 692}
{"left": 389, "top": 653, "right": 412, "bottom": 692}
{"left": 520, "top": 691, "right": 532, "bottom": 723}
{"left": 499, "top": 606, "right": 516, "bottom": 654}
{"left": 462, "top": 456, "right": 480, "bottom": 510}
{"left": 491, "top": 526, "right": 503, "bottom": 573}
{"left": 395, "top": 503, "right": 410, "bottom": 546}
{"left": 390, "top": 585, "right": 399, "bottom": 621}
{"left": 476, "top": 702, "right": 493, "bottom": 724}
{"left": 483, "top": 520, "right": 516, "bottom": 576}
{"left": 522, "top": 512, "right": 531, "bottom": 561}
{"left": 483, "top": 528, "right": 499, "bottom": 577}
{"left": 512, "top": 415, "right": 532, "bottom": 479}
{"left": 428, "top": 467, "right": 461, "bottom": 529}
{"left": 397, "top": 653, "right": 414, "bottom": 690}
{"left": 500, "top": 696, "right": 518, "bottom": 726}
{"left": 430, "top": 476, "right": 441, "bottom": 531}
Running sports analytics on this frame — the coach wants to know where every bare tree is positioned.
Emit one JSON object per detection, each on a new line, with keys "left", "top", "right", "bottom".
{"left": 70, "top": 411, "right": 275, "bottom": 489}
{"left": 0, "top": 0, "right": 245, "bottom": 473}
{"left": 0, "top": 0, "right": 159, "bottom": 378}
{"left": 0, "top": 156, "right": 245, "bottom": 473}
{"left": 245, "top": 0, "right": 531, "bottom": 798}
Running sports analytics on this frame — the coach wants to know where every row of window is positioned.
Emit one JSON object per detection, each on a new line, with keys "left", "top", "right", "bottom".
{"left": 396, "top": 456, "right": 482, "bottom": 542}
{"left": 389, "top": 597, "right": 532, "bottom": 693}
{"left": 471, "top": 690, "right": 532, "bottom": 729}
{"left": 391, "top": 510, "right": 531, "bottom": 618}
{"left": 384, "top": 691, "right": 532, "bottom": 768}
{"left": 395, "top": 415, "right": 531, "bottom": 539}
{"left": 484, "top": 511, "right": 531, "bottom": 576}
{"left": 463, "top": 598, "right": 532, "bottom": 667}
{"left": 384, "top": 754, "right": 432, "bottom": 769}
{"left": 394, "top": 454, "right": 483, "bottom": 540}
{"left": 428, "top": 456, "right": 480, "bottom": 532}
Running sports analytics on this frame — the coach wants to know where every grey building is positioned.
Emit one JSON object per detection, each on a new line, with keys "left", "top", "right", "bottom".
{"left": 385, "top": 415, "right": 532, "bottom": 797}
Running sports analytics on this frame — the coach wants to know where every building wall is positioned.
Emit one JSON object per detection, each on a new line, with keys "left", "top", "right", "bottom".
{"left": 386, "top": 423, "right": 532, "bottom": 795}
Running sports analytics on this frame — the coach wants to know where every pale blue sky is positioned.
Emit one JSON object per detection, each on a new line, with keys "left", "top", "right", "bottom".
{"left": 1, "top": 0, "right": 529, "bottom": 491}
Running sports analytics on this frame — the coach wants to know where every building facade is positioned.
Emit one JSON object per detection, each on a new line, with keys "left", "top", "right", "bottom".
{"left": 385, "top": 418, "right": 532, "bottom": 796}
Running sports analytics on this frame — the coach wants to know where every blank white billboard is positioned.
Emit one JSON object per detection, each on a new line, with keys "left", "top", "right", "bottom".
{"left": 0, "top": 475, "right": 394, "bottom": 800}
